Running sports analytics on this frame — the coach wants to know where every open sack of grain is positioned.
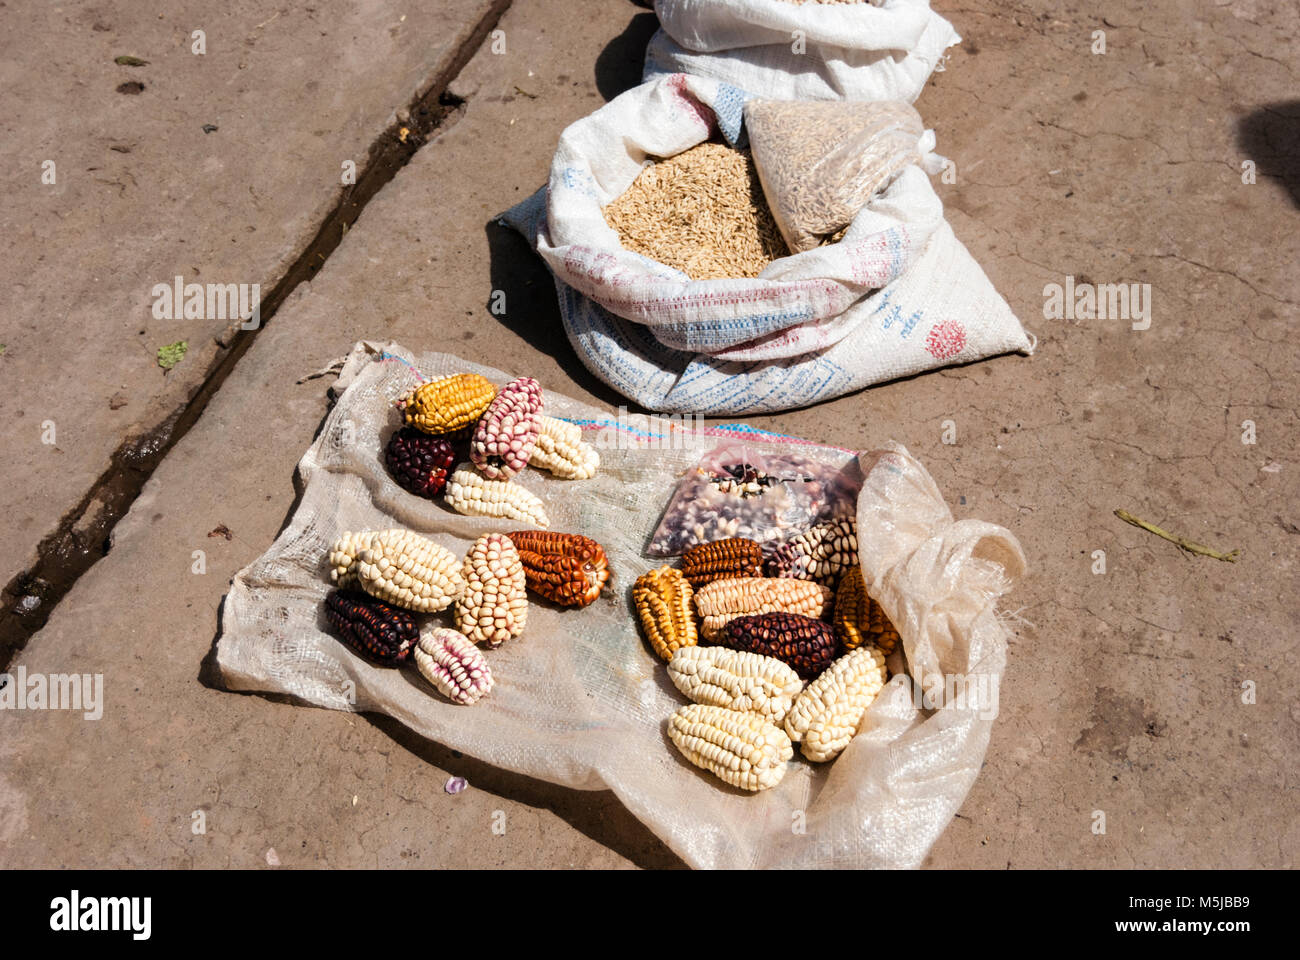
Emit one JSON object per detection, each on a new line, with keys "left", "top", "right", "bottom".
{"left": 217, "top": 341, "right": 1027, "bottom": 869}
{"left": 643, "top": 0, "right": 960, "bottom": 102}
{"left": 502, "top": 73, "right": 1032, "bottom": 415}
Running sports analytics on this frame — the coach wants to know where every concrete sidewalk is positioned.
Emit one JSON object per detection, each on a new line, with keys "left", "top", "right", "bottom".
{"left": 1, "top": 0, "right": 1296, "bottom": 868}
{"left": 0, "top": 0, "right": 506, "bottom": 640}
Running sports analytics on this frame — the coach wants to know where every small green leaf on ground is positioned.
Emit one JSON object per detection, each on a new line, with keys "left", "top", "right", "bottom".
{"left": 114, "top": 55, "right": 149, "bottom": 66}
{"left": 157, "top": 340, "right": 188, "bottom": 370}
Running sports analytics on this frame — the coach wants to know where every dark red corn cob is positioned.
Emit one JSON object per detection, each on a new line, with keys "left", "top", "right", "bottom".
{"left": 324, "top": 589, "right": 419, "bottom": 665}
{"left": 384, "top": 427, "right": 461, "bottom": 498}
{"left": 714, "top": 611, "right": 837, "bottom": 680}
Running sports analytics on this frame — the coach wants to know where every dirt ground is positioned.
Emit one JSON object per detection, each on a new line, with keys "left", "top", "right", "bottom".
{"left": 0, "top": 0, "right": 1295, "bottom": 868}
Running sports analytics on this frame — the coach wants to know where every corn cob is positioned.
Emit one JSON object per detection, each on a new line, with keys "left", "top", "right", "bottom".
{"left": 766, "top": 517, "right": 858, "bottom": 587}
{"left": 693, "top": 576, "right": 832, "bottom": 641}
{"left": 413, "top": 626, "right": 495, "bottom": 704}
{"left": 328, "top": 529, "right": 384, "bottom": 589}
{"left": 399, "top": 372, "right": 497, "bottom": 436}
{"left": 633, "top": 566, "right": 697, "bottom": 662}
{"left": 507, "top": 530, "right": 609, "bottom": 607}
{"left": 666, "top": 646, "right": 803, "bottom": 724}
{"left": 444, "top": 464, "right": 550, "bottom": 527}
{"left": 384, "top": 427, "right": 463, "bottom": 499}
{"left": 784, "top": 645, "right": 888, "bottom": 762}
{"left": 528, "top": 415, "right": 600, "bottom": 480}
{"left": 715, "top": 612, "right": 837, "bottom": 680}
{"left": 324, "top": 589, "right": 419, "bottom": 665}
{"left": 833, "top": 566, "right": 900, "bottom": 654}
{"left": 470, "top": 376, "right": 543, "bottom": 480}
{"left": 667, "top": 704, "right": 793, "bottom": 792}
{"left": 679, "top": 537, "right": 764, "bottom": 588}
{"left": 331, "top": 529, "right": 464, "bottom": 613}
{"left": 454, "top": 533, "right": 528, "bottom": 647}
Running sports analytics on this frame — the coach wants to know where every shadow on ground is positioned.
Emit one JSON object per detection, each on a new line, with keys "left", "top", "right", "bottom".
{"left": 365, "top": 712, "right": 688, "bottom": 869}
{"left": 483, "top": 218, "right": 631, "bottom": 410}
{"left": 1237, "top": 100, "right": 1300, "bottom": 208}
{"left": 594, "top": 9, "right": 658, "bottom": 101}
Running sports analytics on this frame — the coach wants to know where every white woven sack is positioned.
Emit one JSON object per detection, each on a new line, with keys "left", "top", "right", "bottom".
{"left": 504, "top": 74, "right": 1032, "bottom": 415}
{"left": 644, "top": 0, "right": 961, "bottom": 102}
{"left": 216, "top": 342, "right": 1027, "bottom": 869}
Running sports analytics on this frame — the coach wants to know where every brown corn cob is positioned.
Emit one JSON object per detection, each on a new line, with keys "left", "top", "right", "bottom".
{"left": 508, "top": 530, "right": 609, "bottom": 607}
{"left": 324, "top": 589, "right": 419, "bottom": 665}
{"left": 679, "top": 537, "right": 763, "bottom": 589}
{"left": 833, "top": 565, "right": 900, "bottom": 655}
{"left": 693, "top": 576, "right": 832, "bottom": 641}
{"left": 766, "top": 517, "right": 858, "bottom": 587}
{"left": 633, "top": 566, "right": 697, "bottom": 662}
{"left": 715, "top": 612, "right": 838, "bottom": 680}
{"left": 399, "top": 373, "right": 496, "bottom": 435}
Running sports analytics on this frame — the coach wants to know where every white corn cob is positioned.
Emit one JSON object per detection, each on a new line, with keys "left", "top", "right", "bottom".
{"left": 455, "top": 533, "right": 528, "bottom": 647}
{"left": 784, "top": 645, "right": 888, "bottom": 763}
{"left": 668, "top": 704, "right": 793, "bottom": 792}
{"left": 328, "top": 529, "right": 395, "bottom": 589}
{"left": 693, "top": 576, "right": 832, "bottom": 640}
{"left": 666, "top": 646, "right": 804, "bottom": 724}
{"left": 413, "top": 627, "right": 494, "bottom": 705}
{"left": 444, "top": 464, "right": 550, "bottom": 527}
{"left": 528, "top": 416, "right": 599, "bottom": 480}
{"left": 336, "top": 529, "right": 465, "bottom": 613}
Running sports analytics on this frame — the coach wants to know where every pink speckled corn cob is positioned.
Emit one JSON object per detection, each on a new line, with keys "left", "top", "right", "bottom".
{"left": 470, "top": 376, "right": 543, "bottom": 480}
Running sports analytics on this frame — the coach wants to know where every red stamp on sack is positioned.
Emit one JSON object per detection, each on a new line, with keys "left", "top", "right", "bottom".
{"left": 925, "top": 319, "right": 967, "bottom": 359}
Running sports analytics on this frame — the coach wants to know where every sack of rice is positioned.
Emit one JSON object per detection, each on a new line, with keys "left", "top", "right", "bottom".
{"left": 501, "top": 74, "right": 1032, "bottom": 415}
{"left": 644, "top": 0, "right": 960, "bottom": 103}
{"left": 745, "top": 99, "right": 940, "bottom": 254}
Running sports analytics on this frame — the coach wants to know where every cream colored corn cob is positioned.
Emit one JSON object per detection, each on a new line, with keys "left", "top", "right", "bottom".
{"left": 694, "top": 576, "right": 832, "bottom": 640}
{"left": 668, "top": 704, "right": 793, "bottom": 792}
{"left": 455, "top": 533, "right": 528, "bottom": 647}
{"left": 333, "top": 529, "right": 464, "bottom": 614}
{"left": 666, "top": 646, "right": 804, "bottom": 724}
{"left": 528, "top": 416, "right": 600, "bottom": 480}
{"left": 444, "top": 464, "right": 550, "bottom": 527}
{"left": 784, "top": 645, "right": 888, "bottom": 762}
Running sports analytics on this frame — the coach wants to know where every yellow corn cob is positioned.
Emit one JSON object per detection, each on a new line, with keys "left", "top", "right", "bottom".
{"left": 666, "top": 646, "right": 803, "bottom": 724}
{"left": 332, "top": 529, "right": 465, "bottom": 613}
{"left": 668, "top": 704, "right": 793, "bottom": 792}
{"left": 455, "top": 533, "right": 528, "bottom": 647}
{"left": 444, "top": 464, "right": 550, "bottom": 527}
{"left": 633, "top": 566, "right": 697, "bottom": 662}
{"left": 833, "top": 566, "right": 900, "bottom": 655}
{"left": 784, "top": 645, "right": 888, "bottom": 763}
{"left": 694, "top": 576, "right": 832, "bottom": 640}
{"left": 527, "top": 415, "right": 600, "bottom": 480}
{"left": 399, "top": 373, "right": 496, "bottom": 435}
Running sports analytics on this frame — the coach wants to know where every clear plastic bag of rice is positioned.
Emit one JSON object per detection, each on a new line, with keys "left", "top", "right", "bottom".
{"left": 745, "top": 99, "right": 932, "bottom": 253}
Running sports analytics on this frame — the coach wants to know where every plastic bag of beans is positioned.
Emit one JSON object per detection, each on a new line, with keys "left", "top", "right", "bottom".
{"left": 745, "top": 98, "right": 943, "bottom": 253}
{"left": 645, "top": 439, "right": 862, "bottom": 556}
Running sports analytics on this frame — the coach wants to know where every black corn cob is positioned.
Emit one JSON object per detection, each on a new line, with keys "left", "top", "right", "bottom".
{"left": 324, "top": 589, "right": 419, "bottom": 664}
{"left": 384, "top": 427, "right": 461, "bottom": 498}
{"left": 715, "top": 611, "right": 837, "bottom": 680}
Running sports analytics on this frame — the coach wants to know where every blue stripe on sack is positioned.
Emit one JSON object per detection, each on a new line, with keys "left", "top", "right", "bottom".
{"left": 655, "top": 306, "right": 816, "bottom": 351}
{"left": 711, "top": 83, "right": 752, "bottom": 146}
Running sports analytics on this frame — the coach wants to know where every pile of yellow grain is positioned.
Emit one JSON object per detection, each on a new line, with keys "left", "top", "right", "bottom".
{"left": 603, "top": 142, "right": 788, "bottom": 280}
